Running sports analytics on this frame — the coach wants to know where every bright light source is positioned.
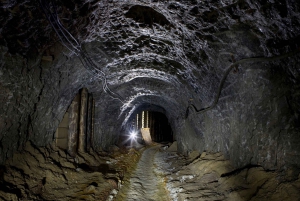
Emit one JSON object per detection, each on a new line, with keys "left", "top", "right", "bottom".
{"left": 129, "top": 131, "right": 137, "bottom": 140}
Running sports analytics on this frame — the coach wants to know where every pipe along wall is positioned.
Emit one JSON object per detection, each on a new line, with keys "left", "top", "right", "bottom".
{"left": 55, "top": 88, "right": 95, "bottom": 156}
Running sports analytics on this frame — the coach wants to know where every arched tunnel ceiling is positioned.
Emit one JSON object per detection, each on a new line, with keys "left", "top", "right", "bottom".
{"left": 80, "top": 0, "right": 300, "bottom": 130}
{"left": 1, "top": 0, "right": 300, "bottom": 168}
{"left": 2, "top": 0, "right": 299, "bottom": 107}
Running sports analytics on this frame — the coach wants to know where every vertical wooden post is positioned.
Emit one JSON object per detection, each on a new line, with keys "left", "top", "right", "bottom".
{"left": 146, "top": 111, "right": 149, "bottom": 128}
{"left": 136, "top": 113, "right": 139, "bottom": 130}
{"left": 142, "top": 111, "right": 145, "bottom": 128}
{"left": 68, "top": 93, "right": 80, "bottom": 156}
{"left": 145, "top": 111, "right": 147, "bottom": 128}
{"left": 138, "top": 112, "right": 142, "bottom": 130}
{"left": 149, "top": 112, "right": 153, "bottom": 139}
{"left": 154, "top": 115, "right": 157, "bottom": 141}
{"left": 86, "top": 94, "right": 93, "bottom": 152}
{"left": 91, "top": 98, "right": 95, "bottom": 150}
{"left": 78, "top": 88, "right": 88, "bottom": 152}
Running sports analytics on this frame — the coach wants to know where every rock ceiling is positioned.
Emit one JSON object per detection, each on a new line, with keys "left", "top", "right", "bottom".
{"left": 0, "top": 0, "right": 300, "bottom": 168}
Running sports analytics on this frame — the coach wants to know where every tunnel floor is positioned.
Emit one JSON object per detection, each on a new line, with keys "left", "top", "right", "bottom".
{"left": 116, "top": 145, "right": 169, "bottom": 201}
{"left": 0, "top": 142, "right": 300, "bottom": 200}
{"left": 116, "top": 143, "right": 300, "bottom": 201}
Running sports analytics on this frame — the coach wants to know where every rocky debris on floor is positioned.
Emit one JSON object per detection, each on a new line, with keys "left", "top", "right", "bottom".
{"left": 0, "top": 142, "right": 141, "bottom": 201}
{"left": 1, "top": 143, "right": 300, "bottom": 201}
{"left": 155, "top": 150, "right": 300, "bottom": 201}
{"left": 166, "top": 141, "right": 177, "bottom": 152}
{"left": 187, "top": 150, "right": 200, "bottom": 162}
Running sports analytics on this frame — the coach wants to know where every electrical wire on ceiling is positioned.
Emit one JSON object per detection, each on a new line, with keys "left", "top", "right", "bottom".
{"left": 185, "top": 48, "right": 300, "bottom": 118}
{"left": 38, "top": 0, "right": 124, "bottom": 103}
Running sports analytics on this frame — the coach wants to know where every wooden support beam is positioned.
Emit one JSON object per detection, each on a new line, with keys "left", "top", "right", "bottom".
{"left": 86, "top": 93, "right": 93, "bottom": 152}
{"left": 91, "top": 98, "right": 95, "bottom": 150}
{"left": 67, "top": 93, "right": 80, "bottom": 157}
{"left": 78, "top": 88, "right": 88, "bottom": 152}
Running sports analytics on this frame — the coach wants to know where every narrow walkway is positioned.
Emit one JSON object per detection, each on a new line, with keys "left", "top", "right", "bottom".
{"left": 125, "top": 145, "right": 169, "bottom": 201}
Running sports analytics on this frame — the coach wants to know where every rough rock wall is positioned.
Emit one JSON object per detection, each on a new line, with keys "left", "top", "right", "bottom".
{"left": 181, "top": 21, "right": 300, "bottom": 169}
{"left": 168, "top": 1, "right": 300, "bottom": 170}
{"left": 0, "top": 0, "right": 300, "bottom": 171}
{"left": 186, "top": 57, "right": 300, "bottom": 170}
{"left": 0, "top": 43, "right": 90, "bottom": 164}
{"left": 0, "top": 46, "right": 42, "bottom": 164}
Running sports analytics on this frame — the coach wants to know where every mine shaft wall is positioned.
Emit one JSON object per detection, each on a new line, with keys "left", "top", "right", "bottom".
{"left": 182, "top": 59, "right": 300, "bottom": 170}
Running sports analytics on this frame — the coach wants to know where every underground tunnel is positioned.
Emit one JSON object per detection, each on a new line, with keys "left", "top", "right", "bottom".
{"left": 120, "top": 104, "right": 174, "bottom": 146}
{"left": 0, "top": 0, "right": 300, "bottom": 200}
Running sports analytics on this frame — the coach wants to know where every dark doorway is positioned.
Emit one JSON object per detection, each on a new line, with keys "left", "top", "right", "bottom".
{"left": 134, "top": 111, "right": 173, "bottom": 143}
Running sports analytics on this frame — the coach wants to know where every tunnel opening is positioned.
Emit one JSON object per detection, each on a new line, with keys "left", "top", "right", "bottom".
{"left": 123, "top": 109, "right": 173, "bottom": 146}
{"left": 138, "top": 111, "right": 173, "bottom": 143}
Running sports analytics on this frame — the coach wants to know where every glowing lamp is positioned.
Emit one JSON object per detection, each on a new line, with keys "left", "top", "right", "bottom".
{"left": 129, "top": 131, "right": 137, "bottom": 140}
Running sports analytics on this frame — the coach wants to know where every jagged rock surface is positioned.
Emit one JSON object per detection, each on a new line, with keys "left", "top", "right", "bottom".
{"left": 0, "top": 142, "right": 141, "bottom": 201}
{"left": 156, "top": 148, "right": 300, "bottom": 201}
{"left": 1, "top": 143, "right": 300, "bottom": 200}
{"left": 0, "top": 0, "right": 300, "bottom": 173}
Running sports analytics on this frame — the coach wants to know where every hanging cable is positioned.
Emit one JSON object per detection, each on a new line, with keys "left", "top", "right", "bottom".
{"left": 185, "top": 47, "right": 300, "bottom": 118}
{"left": 39, "top": 0, "right": 124, "bottom": 103}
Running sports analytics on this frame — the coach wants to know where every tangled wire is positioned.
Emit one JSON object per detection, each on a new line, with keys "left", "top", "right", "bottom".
{"left": 186, "top": 47, "right": 300, "bottom": 118}
{"left": 38, "top": 0, "right": 124, "bottom": 103}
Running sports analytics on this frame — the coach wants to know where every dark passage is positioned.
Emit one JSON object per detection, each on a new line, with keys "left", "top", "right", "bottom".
{"left": 149, "top": 111, "right": 173, "bottom": 142}
{"left": 134, "top": 111, "right": 173, "bottom": 143}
